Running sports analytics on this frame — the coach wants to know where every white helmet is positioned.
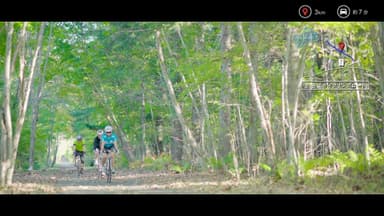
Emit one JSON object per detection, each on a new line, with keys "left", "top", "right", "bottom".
{"left": 97, "top": 130, "right": 103, "bottom": 135}
{"left": 105, "top": 125, "right": 113, "bottom": 133}
{"left": 77, "top": 135, "right": 82, "bottom": 140}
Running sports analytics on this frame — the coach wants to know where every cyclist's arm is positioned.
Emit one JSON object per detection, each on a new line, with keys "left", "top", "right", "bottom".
{"left": 100, "top": 139, "right": 105, "bottom": 152}
{"left": 93, "top": 137, "right": 98, "bottom": 147}
{"left": 113, "top": 137, "right": 119, "bottom": 152}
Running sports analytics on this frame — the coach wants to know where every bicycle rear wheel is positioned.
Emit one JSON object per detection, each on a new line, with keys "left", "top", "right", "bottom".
{"left": 97, "top": 157, "right": 102, "bottom": 180}
{"left": 106, "top": 157, "right": 112, "bottom": 183}
{"left": 75, "top": 156, "right": 81, "bottom": 177}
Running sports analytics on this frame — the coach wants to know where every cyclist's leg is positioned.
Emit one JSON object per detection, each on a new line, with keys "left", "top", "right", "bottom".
{"left": 80, "top": 152, "right": 85, "bottom": 164}
{"left": 101, "top": 150, "right": 107, "bottom": 175}
{"left": 110, "top": 151, "right": 115, "bottom": 173}
{"left": 73, "top": 151, "right": 77, "bottom": 164}
{"left": 101, "top": 150, "right": 107, "bottom": 165}
{"left": 79, "top": 152, "right": 85, "bottom": 173}
{"left": 94, "top": 148, "right": 99, "bottom": 166}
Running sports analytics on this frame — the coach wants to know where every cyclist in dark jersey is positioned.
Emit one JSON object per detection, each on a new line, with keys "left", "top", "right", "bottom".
{"left": 93, "top": 130, "right": 103, "bottom": 167}
{"left": 100, "top": 125, "right": 119, "bottom": 175}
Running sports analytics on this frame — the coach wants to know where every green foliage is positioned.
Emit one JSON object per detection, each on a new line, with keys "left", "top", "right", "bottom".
{"left": 223, "top": 153, "right": 234, "bottom": 169}
{"left": 258, "top": 160, "right": 296, "bottom": 180}
{"left": 259, "top": 163, "right": 271, "bottom": 172}
{"left": 170, "top": 164, "right": 183, "bottom": 173}
{"left": 302, "top": 145, "right": 384, "bottom": 177}
{"left": 275, "top": 160, "right": 297, "bottom": 179}
{"left": 170, "top": 161, "right": 191, "bottom": 174}
{"left": 141, "top": 153, "right": 173, "bottom": 171}
{"left": 207, "top": 157, "right": 223, "bottom": 170}
{"left": 115, "top": 152, "right": 129, "bottom": 169}
{"left": 228, "top": 167, "right": 246, "bottom": 178}
{"left": 7, "top": 22, "right": 381, "bottom": 179}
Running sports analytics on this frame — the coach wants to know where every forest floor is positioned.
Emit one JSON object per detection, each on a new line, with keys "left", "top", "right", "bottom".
{"left": 1, "top": 161, "right": 384, "bottom": 194}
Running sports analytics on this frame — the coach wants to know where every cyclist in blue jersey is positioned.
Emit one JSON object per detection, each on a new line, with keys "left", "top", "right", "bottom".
{"left": 100, "top": 125, "right": 119, "bottom": 175}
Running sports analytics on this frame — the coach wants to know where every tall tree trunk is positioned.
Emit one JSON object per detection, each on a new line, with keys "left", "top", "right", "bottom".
{"left": 141, "top": 82, "right": 150, "bottom": 159}
{"left": 348, "top": 98, "right": 358, "bottom": 151}
{"left": 335, "top": 93, "right": 348, "bottom": 151}
{"left": 171, "top": 118, "right": 183, "bottom": 162}
{"left": 283, "top": 28, "right": 308, "bottom": 174}
{"left": 46, "top": 106, "right": 56, "bottom": 167}
{"left": 236, "top": 105, "right": 249, "bottom": 176}
{"left": 248, "top": 23, "right": 260, "bottom": 164}
{"left": 237, "top": 23, "right": 276, "bottom": 162}
{"left": 29, "top": 23, "right": 53, "bottom": 171}
{"left": 352, "top": 66, "right": 370, "bottom": 165}
{"left": 350, "top": 33, "right": 370, "bottom": 165}
{"left": 201, "top": 83, "right": 216, "bottom": 159}
{"left": 371, "top": 22, "right": 384, "bottom": 151}
{"left": 0, "top": 22, "right": 14, "bottom": 186}
{"left": 218, "top": 24, "right": 233, "bottom": 158}
{"left": 155, "top": 115, "right": 164, "bottom": 156}
{"left": 14, "top": 22, "right": 45, "bottom": 157}
{"left": 326, "top": 98, "right": 333, "bottom": 153}
{"left": 372, "top": 23, "right": 384, "bottom": 99}
{"left": 1, "top": 22, "right": 45, "bottom": 186}
{"left": 156, "top": 30, "right": 198, "bottom": 161}
{"left": 281, "top": 60, "right": 288, "bottom": 159}
{"left": 50, "top": 133, "right": 59, "bottom": 167}
{"left": 161, "top": 29, "right": 201, "bottom": 151}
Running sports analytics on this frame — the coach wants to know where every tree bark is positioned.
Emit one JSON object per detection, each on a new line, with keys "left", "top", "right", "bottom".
{"left": 237, "top": 23, "right": 276, "bottom": 162}
{"left": 349, "top": 33, "right": 370, "bottom": 165}
{"left": 14, "top": 22, "right": 46, "bottom": 172}
{"left": 352, "top": 66, "right": 370, "bottom": 165}
{"left": 1, "top": 22, "right": 45, "bottom": 186}
{"left": 335, "top": 93, "right": 348, "bottom": 151}
{"left": 141, "top": 82, "right": 150, "bottom": 159}
{"left": 29, "top": 23, "right": 53, "bottom": 171}
{"left": 171, "top": 118, "right": 183, "bottom": 162}
{"left": 161, "top": 29, "right": 201, "bottom": 152}
{"left": 248, "top": 23, "right": 260, "bottom": 164}
{"left": 282, "top": 28, "right": 308, "bottom": 174}
{"left": 155, "top": 30, "right": 198, "bottom": 161}
{"left": 0, "top": 22, "right": 14, "bottom": 186}
{"left": 201, "top": 83, "right": 216, "bottom": 159}
{"left": 219, "top": 24, "right": 233, "bottom": 158}
{"left": 371, "top": 22, "right": 384, "bottom": 151}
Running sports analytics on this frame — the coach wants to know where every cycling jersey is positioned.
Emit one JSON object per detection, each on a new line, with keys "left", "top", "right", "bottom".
{"left": 74, "top": 140, "right": 85, "bottom": 152}
{"left": 93, "top": 136, "right": 101, "bottom": 150}
{"left": 102, "top": 133, "right": 117, "bottom": 149}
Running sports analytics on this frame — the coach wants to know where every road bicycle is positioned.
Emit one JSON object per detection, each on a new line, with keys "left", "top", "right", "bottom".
{"left": 101, "top": 149, "right": 115, "bottom": 183}
{"left": 74, "top": 153, "right": 84, "bottom": 177}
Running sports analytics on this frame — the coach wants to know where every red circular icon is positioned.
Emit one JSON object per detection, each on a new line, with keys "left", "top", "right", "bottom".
{"left": 338, "top": 42, "right": 345, "bottom": 51}
{"left": 299, "top": 5, "right": 312, "bottom": 19}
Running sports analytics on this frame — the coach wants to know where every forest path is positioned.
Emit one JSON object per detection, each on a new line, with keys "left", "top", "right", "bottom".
{"left": 5, "top": 162, "right": 370, "bottom": 194}
{"left": 9, "top": 162, "right": 244, "bottom": 194}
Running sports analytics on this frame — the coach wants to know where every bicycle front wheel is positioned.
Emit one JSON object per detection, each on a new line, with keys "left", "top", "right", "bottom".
{"left": 106, "top": 157, "right": 112, "bottom": 183}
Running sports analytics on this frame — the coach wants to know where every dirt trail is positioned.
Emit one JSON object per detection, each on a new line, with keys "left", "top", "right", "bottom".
{"left": 7, "top": 161, "right": 240, "bottom": 194}
{"left": 4, "top": 161, "right": 372, "bottom": 194}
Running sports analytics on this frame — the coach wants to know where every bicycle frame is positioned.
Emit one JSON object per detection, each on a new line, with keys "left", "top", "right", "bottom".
{"left": 105, "top": 150, "right": 113, "bottom": 183}
{"left": 96, "top": 154, "right": 103, "bottom": 180}
{"left": 75, "top": 155, "right": 82, "bottom": 177}
{"left": 99, "top": 149, "right": 114, "bottom": 183}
